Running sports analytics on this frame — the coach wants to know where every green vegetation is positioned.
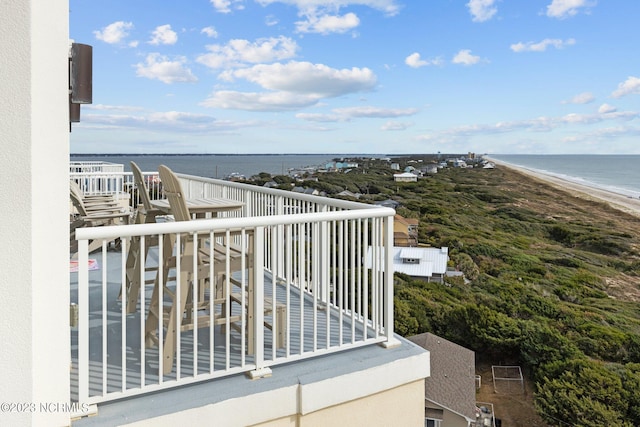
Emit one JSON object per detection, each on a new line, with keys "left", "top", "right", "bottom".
{"left": 258, "top": 157, "right": 640, "bottom": 426}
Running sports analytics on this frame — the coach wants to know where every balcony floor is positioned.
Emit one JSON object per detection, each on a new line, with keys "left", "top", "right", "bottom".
{"left": 70, "top": 246, "right": 378, "bottom": 402}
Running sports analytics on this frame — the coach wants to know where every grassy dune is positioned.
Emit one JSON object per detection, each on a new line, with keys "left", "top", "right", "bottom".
{"left": 293, "top": 160, "right": 640, "bottom": 426}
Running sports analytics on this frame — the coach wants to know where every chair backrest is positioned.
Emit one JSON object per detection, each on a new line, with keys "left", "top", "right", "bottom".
{"left": 69, "top": 181, "right": 89, "bottom": 216}
{"left": 157, "top": 165, "right": 191, "bottom": 222}
{"left": 130, "top": 161, "right": 153, "bottom": 212}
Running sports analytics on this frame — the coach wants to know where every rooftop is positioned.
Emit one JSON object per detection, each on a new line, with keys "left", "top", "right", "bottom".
{"left": 409, "top": 332, "right": 476, "bottom": 422}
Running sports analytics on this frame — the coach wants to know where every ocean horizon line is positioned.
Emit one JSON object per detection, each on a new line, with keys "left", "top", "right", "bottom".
{"left": 71, "top": 153, "right": 387, "bottom": 157}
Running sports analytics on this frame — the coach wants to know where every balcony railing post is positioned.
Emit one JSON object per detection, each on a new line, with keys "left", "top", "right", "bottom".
{"left": 77, "top": 239, "right": 89, "bottom": 404}
{"left": 244, "top": 189, "right": 253, "bottom": 217}
{"left": 319, "top": 206, "right": 329, "bottom": 305}
{"left": 382, "top": 214, "right": 400, "bottom": 348}
{"left": 248, "top": 226, "right": 272, "bottom": 379}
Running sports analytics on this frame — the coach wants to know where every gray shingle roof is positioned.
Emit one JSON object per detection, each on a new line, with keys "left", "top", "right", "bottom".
{"left": 408, "top": 332, "right": 477, "bottom": 422}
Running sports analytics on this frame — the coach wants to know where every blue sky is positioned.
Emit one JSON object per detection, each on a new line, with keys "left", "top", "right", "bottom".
{"left": 69, "top": 0, "right": 640, "bottom": 154}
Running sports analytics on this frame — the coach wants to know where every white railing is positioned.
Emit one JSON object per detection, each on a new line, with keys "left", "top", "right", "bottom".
{"left": 71, "top": 174, "right": 396, "bottom": 407}
{"left": 70, "top": 161, "right": 124, "bottom": 174}
{"left": 70, "top": 171, "right": 162, "bottom": 208}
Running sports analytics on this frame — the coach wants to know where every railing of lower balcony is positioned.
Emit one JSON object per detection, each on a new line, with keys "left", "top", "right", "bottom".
{"left": 71, "top": 172, "right": 396, "bottom": 408}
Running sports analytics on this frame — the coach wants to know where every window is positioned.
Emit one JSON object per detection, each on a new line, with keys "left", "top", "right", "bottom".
{"left": 403, "top": 258, "right": 419, "bottom": 264}
{"left": 425, "top": 408, "right": 443, "bottom": 427}
{"left": 425, "top": 419, "right": 442, "bottom": 427}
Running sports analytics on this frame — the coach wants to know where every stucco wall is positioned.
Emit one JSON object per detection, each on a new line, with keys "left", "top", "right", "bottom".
{"left": 0, "top": 1, "right": 70, "bottom": 426}
{"left": 297, "top": 380, "right": 425, "bottom": 427}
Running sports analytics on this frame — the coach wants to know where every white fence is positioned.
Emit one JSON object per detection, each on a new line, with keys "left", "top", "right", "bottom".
{"left": 71, "top": 171, "right": 396, "bottom": 407}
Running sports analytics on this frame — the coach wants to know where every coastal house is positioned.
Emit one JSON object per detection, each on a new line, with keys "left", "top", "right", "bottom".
{"left": 375, "top": 199, "right": 401, "bottom": 209}
{"left": 408, "top": 333, "right": 477, "bottom": 427}
{"left": 325, "top": 161, "right": 359, "bottom": 170}
{"left": 292, "top": 186, "right": 322, "bottom": 196}
{"left": 2, "top": 3, "right": 429, "bottom": 425}
{"left": 451, "top": 159, "right": 468, "bottom": 168}
{"left": 394, "top": 172, "right": 418, "bottom": 182}
{"left": 394, "top": 214, "right": 419, "bottom": 247}
{"left": 366, "top": 247, "right": 449, "bottom": 283}
{"left": 422, "top": 164, "right": 439, "bottom": 175}
{"left": 336, "top": 190, "right": 362, "bottom": 199}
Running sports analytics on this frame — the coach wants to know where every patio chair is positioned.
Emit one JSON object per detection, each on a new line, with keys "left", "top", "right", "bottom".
{"left": 130, "top": 161, "right": 164, "bottom": 224}
{"left": 69, "top": 179, "right": 121, "bottom": 212}
{"left": 69, "top": 181, "right": 131, "bottom": 257}
{"left": 122, "top": 162, "right": 164, "bottom": 313}
{"left": 145, "top": 165, "right": 270, "bottom": 375}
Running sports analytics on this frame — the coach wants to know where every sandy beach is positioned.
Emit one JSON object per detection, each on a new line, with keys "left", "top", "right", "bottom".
{"left": 486, "top": 157, "right": 640, "bottom": 218}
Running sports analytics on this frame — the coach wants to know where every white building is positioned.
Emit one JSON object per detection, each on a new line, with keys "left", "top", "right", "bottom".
{"left": 366, "top": 247, "right": 449, "bottom": 283}
{"left": 393, "top": 172, "right": 418, "bottom": 183}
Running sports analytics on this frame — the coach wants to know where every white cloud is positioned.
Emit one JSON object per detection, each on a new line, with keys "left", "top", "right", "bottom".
{"left": 333, "top": 106, "right": 418, "bottom": 118}
{"left": 296, "top": 113, "right": 345, "bottom": 122}
{"left": 83, "top": 110, "right": 248, "bottom": 133}
{"left": 546, "top": 0, "right": 594, "bottom": 19}
{"left": 381, "top": 121, "right": 413, "bottom": 131}
{"left": 296, "top": 106, "right": 417, "bottom": 123}
{"left": 254, "top": 0, "right": 400, "bottom": 35}
{"left": 256, "top": 0, "right": 401, "bottom": 17}
{"left": 295, "top": 13, "right": 360, "bottom": 34}
{"left": 414, "top": 106, "right": 639, "bottom": 148}
{"left": 510, "top": 38, "right": 575, "bottom": 52}
{"left": 611, "top": 76, "right": 640, "bottom": 98}
{"left": 135, "top": 53, "right": 198, "bottom": 84}
{"left": 562, "top": 92, "right": 594, "bottom": 104}
{"left": 149, "top": 24, "right": 178, "bottom": 45}
{"left": 201, "top": 26, "right": 218, "bottom": 38}
{"left": 202, "top": 61, "right": 377, "bottom": 111}
{"left": 467, "top": 0, "right": 498, "bottom": 22}
{"left": 197, "top": 36, "right": 299, "bottom": 69}
{"left": 94, "top": 21, "right": 133, "bottom": 44}
{"left": 265, "top": 15, "right": 279, "bottom": 26}
{"left": 201, "top": 90, "right": 321, "bottom": 111}
{"left": 405, "top": 53, "right": 443, "bottom": 68}
{"left": 220, "top": 61, "right": 377, "bottom": 97}
{"left": 85, "top": 104, "right": 145, "bottom": 112}
{"left": 598, "top": 103, "right": 617, "bottom": 114}
{"left": 210, "top": 0, "right": 244, "bottom": 13}
{"left": 452, "top": 49, "right": 481, "bottom": 66}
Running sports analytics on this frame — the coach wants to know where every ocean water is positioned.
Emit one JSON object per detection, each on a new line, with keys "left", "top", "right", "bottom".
{"left": 70, "top": 154, "right": 342, "bottom": 179}
{"left": 489, "top": 154, "right": 640, "bottom": 198}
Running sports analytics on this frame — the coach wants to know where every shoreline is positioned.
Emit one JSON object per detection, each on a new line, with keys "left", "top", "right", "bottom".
{"left": 486, "top": 157, "right": 640, "bottom": 218}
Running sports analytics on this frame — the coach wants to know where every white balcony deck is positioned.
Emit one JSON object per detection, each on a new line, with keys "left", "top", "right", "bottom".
{"left": 70, "top": 247, "right": 379, "bottom": 402}
{"left": 71, "top": 168, "right": 400, "bottom": 411}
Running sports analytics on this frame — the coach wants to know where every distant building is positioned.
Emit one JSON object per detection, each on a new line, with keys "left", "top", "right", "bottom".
{"left": 394, "top": 172, "right": 418, "bottom": 182}
{"left": 325, "top": 161, "right": 359, "bottom": 170}
{"left": 394, "top": 214, "right": 419, "bottom": 247}
{"left": 375, "top": 199, "right": 400, "bottom": 209}
{"left": 293, "top": 186, "right": 321, "bottom": 196}
{"left": 422, "top": 164, "right": 439, "bottom": 175}
{"left": 337, "top": 190, "right": 361, "bottom": 199}
{"left": 366, "top": 246, "right": 449, "bottom": 283}
{"left": 390, "top": 163, "right": 401, "bottom": 170}
{"left": 408, "top": 333, "right": 477, "bottom": 427}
